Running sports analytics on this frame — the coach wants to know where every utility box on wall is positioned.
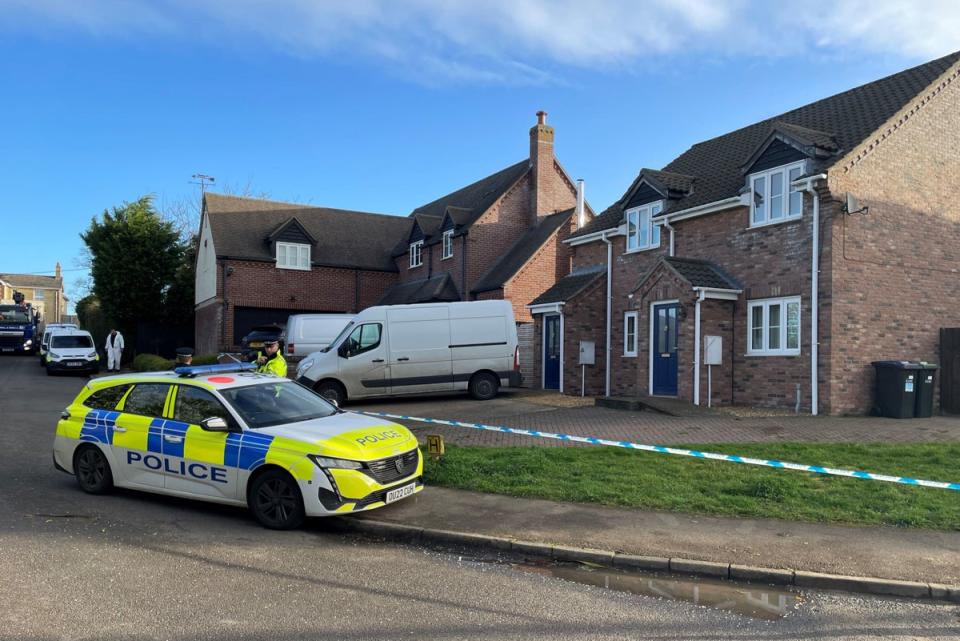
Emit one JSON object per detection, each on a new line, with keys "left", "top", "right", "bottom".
{"left": 579, "top": 340, "right": 595, "bottom": 365}
{"left": 704, "top": 335, "right": 722, "bottom": 366}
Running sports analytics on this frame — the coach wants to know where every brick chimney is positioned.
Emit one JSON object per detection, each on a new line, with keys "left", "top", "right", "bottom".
{"left": 55, "top": 262, "right": 61, "bottom": 279}
{"left": 529, "top": 110, "right": 555, "bottom": 219}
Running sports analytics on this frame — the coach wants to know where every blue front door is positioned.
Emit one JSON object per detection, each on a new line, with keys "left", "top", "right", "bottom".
{"left": 544, "top": 314, "right": 561, "bottom": 390}
{"left": 652, "top": 303, "right": 679, "bottom": 396}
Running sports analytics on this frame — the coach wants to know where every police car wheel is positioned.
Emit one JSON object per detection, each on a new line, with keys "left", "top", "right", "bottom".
{"left": 249, "top": 470, "right": 305, "bottom": 530}
{"left": 315, "top": 381, "right": 346, "bottom": 407}
{"left": 468, "top": 372, "right": 499, "bottom": 401}
{"left": 74, "top": 446, "right": 114, "bottom": 494}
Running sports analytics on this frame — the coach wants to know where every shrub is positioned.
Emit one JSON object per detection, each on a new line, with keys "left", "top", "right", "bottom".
{"left": 131, "top": 354, "right": 174, "bottom": 372}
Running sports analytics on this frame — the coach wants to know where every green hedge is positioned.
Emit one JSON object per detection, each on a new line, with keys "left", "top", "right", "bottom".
{"left": 130, "top": 353, "right": 222, "bottom": 372}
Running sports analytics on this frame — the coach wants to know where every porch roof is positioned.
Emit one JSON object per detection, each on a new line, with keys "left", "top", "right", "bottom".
{"left": 633, "top": 256, "right": 742, "bottom": 295}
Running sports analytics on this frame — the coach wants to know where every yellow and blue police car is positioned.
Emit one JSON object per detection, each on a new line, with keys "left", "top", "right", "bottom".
{"left": 52, "top": 363, "right": 423, "bottom": 529}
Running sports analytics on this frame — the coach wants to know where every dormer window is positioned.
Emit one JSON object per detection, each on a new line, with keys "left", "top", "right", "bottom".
{"left": 750, "top": 162, "right": 805, "bottom": 227}
{"left": 626, "top": 201, "right": 662, "bottom": 252}
{"left": 441, "top": 230, "right": 454, "bottom": 260}
{"left": 409, "top": 241, "right": 423, "bottom": 268}
{"left": 276, "top": 242, "right": 310, "bottom": 270}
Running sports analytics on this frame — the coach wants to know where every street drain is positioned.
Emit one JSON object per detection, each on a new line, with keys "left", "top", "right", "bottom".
{"left": 512, "top": 562, "right": 802, "bottom": 620}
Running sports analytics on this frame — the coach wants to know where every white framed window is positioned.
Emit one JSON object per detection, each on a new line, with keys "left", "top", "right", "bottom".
{"left": 747, "top": 296, "right": 801, "bottom": 356}
{"left": 276, "top": 242, "right": 311, "bottom": 270}
{"left": 750, "top": 161, "right": 805, "bottom": 227}
{"left": 409, "top": 241, "right": 423, "bottom": 268}
{"left": 626, "top": 201, "right": 662, "bottom": 252}
{"left": 441, "top": 230, "right": 453, "bottom": 260}
{"left": 624, "top": 311, "right": 638, "bottom": 357}
{"left": 33, "top": 289, "right": 45, "bottom": 300}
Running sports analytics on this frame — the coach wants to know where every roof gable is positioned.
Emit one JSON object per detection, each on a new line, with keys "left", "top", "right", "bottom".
{"left": 633, "top": 257, "right": 742, "bottom": 294}
{"left": 573, "top": 50, "right": 960, "bottom": 239}
{"left": 473, "top": 209, "right": 574, "bottom": 293}
{"left": 410, "top": 160, "right": 529, "bottom": 229}
{"left": 266, "top": 217, "right": 317, "bottom": 245}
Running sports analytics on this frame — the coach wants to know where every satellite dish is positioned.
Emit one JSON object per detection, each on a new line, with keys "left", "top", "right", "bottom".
{"left": 845, "top": 193, "right": 868, "bottom": 215}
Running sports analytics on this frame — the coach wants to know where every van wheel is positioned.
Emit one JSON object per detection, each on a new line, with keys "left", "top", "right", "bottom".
{"left": 469, "top": 372, "right": 500, "bottom": 401}
{"left": 74, "top": 445, "right": 114, "bottom": 494}
{"left": 315, "top": 381, "right": 346, "bottom": 406}
{"left": 248, "top": 469, "right": 305, "bottom": 530}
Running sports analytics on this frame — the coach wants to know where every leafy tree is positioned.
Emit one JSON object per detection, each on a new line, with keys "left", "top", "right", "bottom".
{"left": 75, "top": 294, "right": 110, "bottom": 352}
{"left": 81, "top": 196, "right": 183, "bottom": 344}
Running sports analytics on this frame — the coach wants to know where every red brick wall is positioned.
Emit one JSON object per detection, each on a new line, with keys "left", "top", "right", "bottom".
{"left": 504, "top": 218, "right": 575, "bottom": 323}
{"left": 826, "top": 62, "right": 960, "bottom": 414}
{"left": 560, "top": 277, "right": 607, "bottom": 395}
{"left": 208, "top": 259, "right": 397, "bottom": 351}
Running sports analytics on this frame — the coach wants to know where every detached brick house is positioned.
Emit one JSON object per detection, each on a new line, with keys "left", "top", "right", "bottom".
{"left": 0, "top": 263, "right": 67, "bottom": 324}
{"left": 530, "top": 51, "right": 960, "bottom": 415}
{"left": 195, "top": 112, "right": 593, "bottom": 382}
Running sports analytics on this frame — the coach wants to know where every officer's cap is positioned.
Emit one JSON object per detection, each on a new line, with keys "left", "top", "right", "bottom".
{"left": 262, "top": 338, "right": 280, "bottom": 346}
{"left": 176, "top": 347, "right": 194, "bottom": 357}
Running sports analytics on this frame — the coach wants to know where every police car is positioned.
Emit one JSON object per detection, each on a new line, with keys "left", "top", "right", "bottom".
{"left": 52, "top": 363, "right": 423, "bottom": 529}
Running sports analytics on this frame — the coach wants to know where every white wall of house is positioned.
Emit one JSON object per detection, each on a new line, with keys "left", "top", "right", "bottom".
{"left": 195, "top": 213, "right": 218, "bottom": 305}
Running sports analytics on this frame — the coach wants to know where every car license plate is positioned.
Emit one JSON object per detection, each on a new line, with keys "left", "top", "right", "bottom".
{"left": 66, "top": 362, "right": 82, "bottom": 367}
{"left": 385, "top": 483, "right": 415, "bottom": 504}
{"left": 1, "top": 347, "right": 13, "bottom": 353}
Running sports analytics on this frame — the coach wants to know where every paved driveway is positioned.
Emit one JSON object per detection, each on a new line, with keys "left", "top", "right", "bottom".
{"left": 350, "top": 390, "right": 960, "bottom": 447}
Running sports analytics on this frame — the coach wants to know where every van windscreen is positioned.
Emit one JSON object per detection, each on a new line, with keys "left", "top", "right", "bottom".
{"left": 52, "top": 335, "right": 94, "bottom": 349}
{"left": 322, "top": 321, "right": 354, "bottom": 352}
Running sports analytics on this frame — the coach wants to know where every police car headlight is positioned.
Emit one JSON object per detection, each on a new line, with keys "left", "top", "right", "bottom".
{"left": 86, "top": 351, "right": 98, "bottom": 360}
{"left": 308, "top": 454, "right": 363, "bottom": 470}
{"left": 49, "top": 352, "right": 61, "bottom": 360}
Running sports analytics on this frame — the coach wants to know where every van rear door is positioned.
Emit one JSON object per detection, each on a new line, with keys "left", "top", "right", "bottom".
{"left": 387, "top": 306, "right": 453, "bottom": 394}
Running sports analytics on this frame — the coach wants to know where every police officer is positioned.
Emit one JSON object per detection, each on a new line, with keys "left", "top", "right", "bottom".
{"left": 256, "top": 338, "right": 287, "bottom": 377}
{"left": 175, "top": 347, "right": 194, "bottom": 366}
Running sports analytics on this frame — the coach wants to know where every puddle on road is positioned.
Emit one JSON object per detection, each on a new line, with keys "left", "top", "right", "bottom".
{"left": 511, "top": 561, "right": 802, "bottom": 620}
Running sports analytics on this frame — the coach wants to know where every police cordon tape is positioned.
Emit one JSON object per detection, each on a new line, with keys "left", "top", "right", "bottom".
{"left": 358, "top": 411, "right": 960, "bottom": 492}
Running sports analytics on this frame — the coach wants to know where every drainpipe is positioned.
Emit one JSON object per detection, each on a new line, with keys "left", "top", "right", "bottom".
{"left": 662, "top": 219, "right": 676, "bottom": 256}
{"left": 800, "top": 174, "right": 827, "bottom": 416}
{"left": 693, "top": 289, "right": 705, "bottom": 406}
{"left": 601, "top": 230, "right": 613, "bottom": 397}
{"left": 575, "top": 179, "right": 586, "bottom": 229}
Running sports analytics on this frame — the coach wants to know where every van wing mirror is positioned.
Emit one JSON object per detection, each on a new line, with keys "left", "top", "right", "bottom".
{"left": 200, "top": 417, "right": 230, "bottom": 432}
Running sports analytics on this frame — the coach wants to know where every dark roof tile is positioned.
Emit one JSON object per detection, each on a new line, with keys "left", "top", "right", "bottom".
{"left": 376, "top": 272, "right": 461, "bottom": 305}
{"left": 473, "top": 209, "right": 574, "bottom": 293}
{"left": 530, "top": 264, "right": 605, "bottom": 305}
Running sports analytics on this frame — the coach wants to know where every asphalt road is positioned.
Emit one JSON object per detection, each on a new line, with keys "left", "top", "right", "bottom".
{"left": 1, "top": 356, "right": 958, "bottom": 640}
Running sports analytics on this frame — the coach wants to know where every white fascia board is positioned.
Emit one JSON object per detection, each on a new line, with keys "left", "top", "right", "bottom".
{"left": 692, "top": 286, "right": 742, "bottom": 301}
{"left": 661, "top": 196, "right": 746, "bottom": 223}
{"left": 528, "top": 302, "right": 565, "bottom": 314}
{"left": 565, "top": 224, "right": 625, "bottom": 246}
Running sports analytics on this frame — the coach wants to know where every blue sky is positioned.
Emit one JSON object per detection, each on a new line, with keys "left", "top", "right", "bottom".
{"left": 1, "top": 1, "right": 957, "bottom": 310}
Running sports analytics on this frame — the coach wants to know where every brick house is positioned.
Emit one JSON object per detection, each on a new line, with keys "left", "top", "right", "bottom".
{"left": 529, "top": 51, "right": 960, "bottom": 415}
{"left": 0, "top": 263, "right": 67, "bottom": 324}
{"left": 195, "top": 112, "right": 592, "bottom": 381}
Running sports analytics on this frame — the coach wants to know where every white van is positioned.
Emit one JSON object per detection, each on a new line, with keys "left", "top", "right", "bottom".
{"left": 44, "top": 329, "right": 99, "bottom": 375}
{"left": 39, "top": 324, "right": 80, "bottom": 366}
{"left": 284, "top": 313, "right": 354, "bottom": 362}
{"left": 295, "top": 301, "right": 521, "bottom": 404}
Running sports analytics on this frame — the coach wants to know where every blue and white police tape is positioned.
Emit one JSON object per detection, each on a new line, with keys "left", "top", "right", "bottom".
{"left": 359, "top": 411, "right": 960, "bottom": 492}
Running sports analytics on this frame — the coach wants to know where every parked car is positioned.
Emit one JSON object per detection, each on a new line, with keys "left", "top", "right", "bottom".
{"left": 295, "top": 300, "right": 521, "bottom": 405}
{"left": 52, "top": 362, "right": 423, "bottom": 529}
{"left": 39, "top": 323, "right": 79, "bottom": 365}
{"left": 284, "top": 313, "right": 354, "bottom": 362}
{"left": 45, "top": 329, "right": 100, "bottom": 375}
{"left": 240, "top": 324, "right": 284, "bottom": 360}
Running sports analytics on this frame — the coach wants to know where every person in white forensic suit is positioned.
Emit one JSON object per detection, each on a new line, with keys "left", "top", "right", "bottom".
{"left": 105, "top": 329, "right": 124, "bottom": 372}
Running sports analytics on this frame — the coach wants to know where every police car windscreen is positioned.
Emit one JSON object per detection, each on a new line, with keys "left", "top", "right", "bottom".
{"left": 221, "top": 382, "right": 337, "bottom": 429}
{"left": 0, "top": 307, "right": 30, "bottom": 323}
{"left": 51, "top": 335, "right": 94, "bottom": 349}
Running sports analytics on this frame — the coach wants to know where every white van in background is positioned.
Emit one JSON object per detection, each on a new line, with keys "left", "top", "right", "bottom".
{"left": 295, "top": 301, "right": 520, "bottom": 405}
{"left": 38, "top": 323, "right": 80, "bottom": 366}
{"left": 44, "top": 328, "right": 99, "bottom": 375}
{"left": 284, "top": 313, "right": 354, "bottom": 361}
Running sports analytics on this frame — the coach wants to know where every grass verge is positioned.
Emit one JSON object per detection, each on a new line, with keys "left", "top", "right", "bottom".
{"left": 421, "top": 443, "right": 960, "bottom": 530}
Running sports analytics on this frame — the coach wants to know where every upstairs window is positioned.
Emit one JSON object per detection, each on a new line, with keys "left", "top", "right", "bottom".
{"left": 442, "top": 230, "right": 454, "bottom": 260}
{"left": 409, "top": 241, "right": 423, "bottom": 268}
{"left": 750, "top": 162, "right": 805, "bottom": 227}
{"left": 626, "top": 202, "right": 662, "bottom": 252}
{"left": 33, "top": 289, "right": 45, "bottom": 300}
{"left": 276, "top": 242, "right": 311, "bottom": 270}
{"left": 748, "top": 296, "right": 801, "bottom": 356}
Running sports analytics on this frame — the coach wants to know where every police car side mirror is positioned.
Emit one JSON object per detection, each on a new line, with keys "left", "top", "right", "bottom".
{"left": 200, "top": 417, "right": 230, "bottom": 432}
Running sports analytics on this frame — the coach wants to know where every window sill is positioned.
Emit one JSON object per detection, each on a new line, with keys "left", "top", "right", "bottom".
{"left": 748, "top": 215, "right": 802, "bottom": 230}
{"left": 441, "top": 255, "right": 453, "bottom": 261}
{"left": 276, "top": 265, "right": 311, "bottom": 271}
{"left": 745, "top": 351, "right": 801, "bottom": 357}
{"left": 624, "top": 245, "right": 661, "bottom": 255}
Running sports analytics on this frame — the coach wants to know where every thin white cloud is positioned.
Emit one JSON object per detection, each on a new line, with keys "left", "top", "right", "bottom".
{"left": 3, "top": 0, "right": 958, "bottom": 84}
